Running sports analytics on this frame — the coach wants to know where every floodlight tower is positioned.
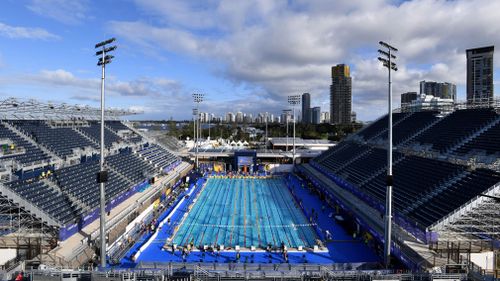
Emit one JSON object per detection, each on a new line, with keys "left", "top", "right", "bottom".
{"left": 287, "top": 95, "right": 301, "bottom": 164}
{"left": 95, "top": 37, "right": 117, "bottom": 268}
{"left": 192, "top": 93, "right": 204, "bottom": 169}
{"left": 378, "top": 40, "right": 398, "bottom": 268}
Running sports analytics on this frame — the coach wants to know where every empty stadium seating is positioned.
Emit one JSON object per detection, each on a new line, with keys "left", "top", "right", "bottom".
{"left": 407, "top": 168, "right": 500, "bottom": 227}
{"left": 7, "top": 179, "right": 78, "bottom": 224}
{"left": 0, "top": 123, "right": 50, "bottom": 164}
{"left": 377, "top": 111, "right": 439, "bottom": 145}
{"left": 137, "top": 144, "right": 178, "bottom": 170}
{"left": 311, "top": 107, "right": 500, "bottom": 232}
{"left": 54, "top": 160, "right": 131, "bottom": 209}
{"left": 454, "top": 121, "right": 500, "bottom": 156}
{"left": 335, "top": 148, "right": 404, "bottom": 186}
{"left": 357, "top": 113, "right": 408, "bottom": 141}
{"left": 79, "top": 123, "right": 123, "bottom": 148}
{"left": 359, "top": 156, "right": 465, "bottom": 211}
{"left": 411, "top": 108, "right": 498, "bottom": 153}
{"left": 106, "top": 151, "right": 156, "bottom": 182}
{"left": 12, "top": 121, "right": 97, "bottom": 158}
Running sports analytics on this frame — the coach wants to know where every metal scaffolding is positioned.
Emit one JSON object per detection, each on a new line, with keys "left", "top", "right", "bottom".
{"left": 430, "top": 182, "right": 500, "bottom": 244}
{"left": 0, "top": 97, "right": 139, "bottom": 121}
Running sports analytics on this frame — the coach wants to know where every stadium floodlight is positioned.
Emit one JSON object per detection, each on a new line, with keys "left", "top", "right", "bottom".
{"left": 378, "top": 40, "right": 398, "bottom": 268}
{"left": 95, "top": 37, "right": 117, "bottom": 268}
{"left": 95, "top": 37, "right": 116, "bottom": 48}
{"left": 192, "top": 93, "right": 204, "bottom": 169}
{"left": 287, "top": 95, "right": 301, "bottom": 164}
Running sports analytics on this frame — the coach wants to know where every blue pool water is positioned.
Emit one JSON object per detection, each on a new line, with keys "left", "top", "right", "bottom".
{"left": 172, "top": 177, "right": 318, "bottom": 248}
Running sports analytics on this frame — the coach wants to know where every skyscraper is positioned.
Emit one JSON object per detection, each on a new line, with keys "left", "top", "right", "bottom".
{"left": 466, "top": 46, "right": 494, "bottom": 104}
{"left": 312, "top": 107, "right": 321, "bottom": 124}
{"left": 302, "top": 93, "right": 311, "bottom": 124}
{"left": 330, "top": 64, "right": 352, "bottom": 124}
{"left": 419, "top": 81, "right": 456, "bottom": 101}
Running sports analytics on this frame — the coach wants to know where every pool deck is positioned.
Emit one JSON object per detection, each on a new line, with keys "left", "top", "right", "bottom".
{"left": 121, "top": 174, "right": 381, "bottom": 265}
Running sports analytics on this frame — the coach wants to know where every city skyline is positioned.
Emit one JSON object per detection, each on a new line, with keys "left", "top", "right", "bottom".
{"left": 0, "top": 1, "right": 499, "bottom": 122}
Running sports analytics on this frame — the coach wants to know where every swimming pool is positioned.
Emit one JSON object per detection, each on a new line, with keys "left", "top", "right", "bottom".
{"left": 172, "top": 177, "right": 318, "bottom": 249}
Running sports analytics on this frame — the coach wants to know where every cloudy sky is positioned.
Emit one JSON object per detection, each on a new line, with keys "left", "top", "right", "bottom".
{"left": 0, "top": 0, "right": 499, "bottom": 121}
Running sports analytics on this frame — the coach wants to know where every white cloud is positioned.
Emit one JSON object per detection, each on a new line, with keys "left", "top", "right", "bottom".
{"left": 110, "top": 0, "right": 500, "bottom": 120}
{"left": 27, "top": 0, "right": 89, "bottom": 25}
{"left": 0, "top": 22, "right": 60, "bottom": 40}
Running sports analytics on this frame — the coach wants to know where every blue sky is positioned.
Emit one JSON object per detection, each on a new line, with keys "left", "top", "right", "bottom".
{"left": 0, "top": 0, "right": 499, "bottom": 121}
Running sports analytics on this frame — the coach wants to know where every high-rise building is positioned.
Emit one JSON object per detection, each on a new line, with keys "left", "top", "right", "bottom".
{"left": 466, "top": 46, "right": 494, "bottom": 104}
{"left": 311, "top": 107, "right": 321, "bottom": 124}
{"left": 235, "top": 111, "right": 244, "bottom": 123}
{"left": 401, "top": 92, "right": 418, "bottom": 108}
{"left": 330, "top": 64, "right": 352, "bottom": 124}
{"left": 320, "top": 112, "right": 330, "bottom": 123}
{"left": 302, "top": 93, "right": 311, "bottom": 124}
{"left": 419, "top": 81, "right": 456, "bottom": 101}
{"left": 281, "top": 109, "right": 292, "bottom": 124}
{"left": 226, "top": 112, "right": 235, "bottom": 123}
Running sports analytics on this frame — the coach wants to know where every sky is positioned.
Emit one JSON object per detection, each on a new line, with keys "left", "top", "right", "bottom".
{"left": 0, "top": 0, "right": 499, "bottom": 121}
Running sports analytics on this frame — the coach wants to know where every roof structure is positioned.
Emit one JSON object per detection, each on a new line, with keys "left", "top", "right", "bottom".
{"left": 0, "top": 97, "right": 139, "bottom": 121}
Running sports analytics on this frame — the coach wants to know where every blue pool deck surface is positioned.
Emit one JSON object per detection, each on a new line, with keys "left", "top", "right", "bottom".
{"left": 121, "top": 175, "right": 381, "bottom": 266}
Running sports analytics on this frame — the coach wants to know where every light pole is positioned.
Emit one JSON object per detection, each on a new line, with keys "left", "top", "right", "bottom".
{"left": 95, "top": 37, "right": 117, "bottom": 268}
{"left": 284, "top": 110, "right": 289, "bottom": 152}
{"left": 378, "top": 40, "right": 398, "bottom": 268}
{"left": 192, "top": 108, "right": 197, "bottom": 164}
{"left": 192, "top": 93, "right": 204, "bottom": 169}
{"left": 265, "top": 112, "right": 268, "bottom": 149}
{"left": 288, "top": 95, "right": 301, "bottom": 165}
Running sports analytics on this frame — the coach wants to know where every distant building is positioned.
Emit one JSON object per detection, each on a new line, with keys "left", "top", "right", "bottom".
{"left": 312, "top": 107, "right": 321, "bottom": 124}
{"left": 302, "top": 93, "right": 311, "bottom": 124}
{"left": 281, "top": 109, "right": 292, "bottom": 124}
{"left": 466, "top": 46, "right": 494, "bottom": 104}
{"left": 419, "top": 81, "right": 456, "bottom": 101}
{"left": 330, "top": 64, "right": 352, "bottom": 124}
{"left": 226, "top": 112, "right": 235, "bottom": 123}
{"left": 406, "top": 94, "right": 454, "bottom": 111}
{"left": 320, "top": 112, "right": 330, "bottom": 124}
{"left": 401, "top": 92, "right": 418, "bottom": 108}
{"left": 350, "top": 111, "right": 357, "bottom": 123}
{"left": 235, "top": 111, "right": 243, "bottom": 123}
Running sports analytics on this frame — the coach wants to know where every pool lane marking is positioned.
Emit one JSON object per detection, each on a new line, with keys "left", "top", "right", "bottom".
{"left": 243, "top": 177, "right": 247, "bottom": 246}
{"left": 277, "top": 178, "right": 308, "bottom": 247}
{"left": 213, "top": 179, "right": 228, "bottom": 244}
{"left": 268, "top": 179, "right": 293, "bottom": 248}
{"left": 261, "top": 179, "right": 277, "bottom": 246}
{"left": 180, "top": 179, "right": 214, "bottom": 246}
{"left": 252, "top": 178, "right": 262, "bottom": 247}
{"left": 229, "top": 178, "right": 239, "bottom": 246}
{"left": 197, "top": 178, "right": 224, "bottom": 245}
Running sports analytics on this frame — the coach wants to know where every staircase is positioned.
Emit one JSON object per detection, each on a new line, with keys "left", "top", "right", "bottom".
{"left": 105, "top": 164, "right": 135, "bottom": 187}
{"left": 357, "top": 155, "right": 406, "bottom": 187}
{"left": 42, "top": 178, "right": 88, "bottom": 212}
{"left": 73, "top": 127, "right": 100, "bottom": 147}
{"left": 398, "top": 113, "right": 446, "bottom": 147}
{"left": 334, "top": 148, "right": 373, "bottom": 173}
{"left": 402, "top": 170, "right": 469, "bottom": 215}
{"left": 367, "top": 112, "right": 413, "bottom": 142}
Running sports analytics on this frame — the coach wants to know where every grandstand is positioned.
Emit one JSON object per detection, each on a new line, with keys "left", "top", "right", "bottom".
{"left": 0, "top": 98, "right": 190, "bottom": 272}
{"left": 302, "top": 100, "right": 500, "bottom": 273}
